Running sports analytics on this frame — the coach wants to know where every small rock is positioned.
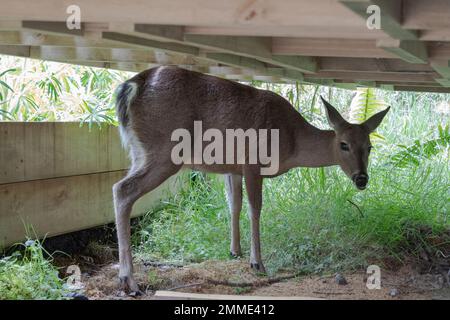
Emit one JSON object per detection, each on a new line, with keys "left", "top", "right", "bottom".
{"left": 335, "top": 273, "right": 348, "bottom": 285}
{"left": 389, "top": 288, "right": 399, "bottom": 297}
{"left": 65, "top": 292, "right": 89, "bottom": 300}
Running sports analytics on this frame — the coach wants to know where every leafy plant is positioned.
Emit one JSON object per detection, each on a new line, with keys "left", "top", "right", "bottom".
{"left": 348, "top": 87, "right": 388, "bottom": 141}
{"left": 390, "top": 124, "right": 450, "bottom": 168}
{"left": 0, "top": 239, "right": 70, "bottom": 300}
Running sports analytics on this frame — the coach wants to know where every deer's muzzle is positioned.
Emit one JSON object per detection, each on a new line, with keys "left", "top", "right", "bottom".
{"left": 352, "top": 173, "right": 368, "bottom": 190}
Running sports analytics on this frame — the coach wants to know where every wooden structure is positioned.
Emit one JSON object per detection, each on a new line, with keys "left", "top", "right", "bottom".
{"left": 0, "top": 123, "right": 179, "bottom": 248}
{"left": 153, "top": 291, "right": 322, "bottom": 300}
{"left": 0, "top": 0, "right": 449, "bottom": 92}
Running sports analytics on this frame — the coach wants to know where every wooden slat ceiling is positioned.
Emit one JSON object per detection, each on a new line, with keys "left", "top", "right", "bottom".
{"left": 0, "top": 0, "right": 450, "bottom": 92}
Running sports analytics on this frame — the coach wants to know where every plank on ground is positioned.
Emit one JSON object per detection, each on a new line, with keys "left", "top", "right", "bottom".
{"left": 153, "top": 291, "right": 322, "bottom": 300}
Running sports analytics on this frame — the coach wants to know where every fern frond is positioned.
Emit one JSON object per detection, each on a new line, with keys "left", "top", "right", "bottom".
{"left": 389, "top": 124, "right": 450, "bottom": 168}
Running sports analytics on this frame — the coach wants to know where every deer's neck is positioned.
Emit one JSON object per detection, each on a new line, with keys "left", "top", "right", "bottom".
{"left": 290, "top": 124, "right": 338, "bottom": 168}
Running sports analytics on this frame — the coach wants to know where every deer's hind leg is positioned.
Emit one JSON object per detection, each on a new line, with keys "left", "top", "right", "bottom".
{"left": 113, "top": 155, "right": 179, "bottom": 294}
{"left": 224, "top": 174, "right": 243, "bottom": 258}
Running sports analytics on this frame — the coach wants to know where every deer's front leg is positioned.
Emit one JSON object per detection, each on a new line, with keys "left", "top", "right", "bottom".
{"left": 244, "top": 169, "right": 266, "bottom": 274}
{"left": 225, "top": 174, "right": 243, "bottom": 257}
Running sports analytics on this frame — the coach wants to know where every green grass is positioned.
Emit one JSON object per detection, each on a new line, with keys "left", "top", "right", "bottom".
{"left": 0, "top": 240, "right": 70, "bottom": 300}
{"left": 133, "top": 159, "right": 449, "bottom": 275}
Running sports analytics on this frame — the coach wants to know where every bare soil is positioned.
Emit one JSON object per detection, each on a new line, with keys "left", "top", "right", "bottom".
{"left": 56, "top": 256, "right": 449, "bottom": 300}
{"left": 49, "top": 224, "right": 450, "bottom": 300}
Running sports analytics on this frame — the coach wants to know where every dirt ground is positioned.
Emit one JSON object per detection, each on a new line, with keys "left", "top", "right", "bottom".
{"left": 57, "top": 255, "right": 450, "bottom": 300}
{"left": 48, "top": 225, "right": 450, "bottom": 300}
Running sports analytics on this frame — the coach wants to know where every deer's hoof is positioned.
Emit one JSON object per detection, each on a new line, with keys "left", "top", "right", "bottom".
{"left": 230, "top": 251, "right": 242, "bottom": 259}
{"left": 119, "top": 276, "right": 142, "bottom": 296}
{"left": 250, "top": 262, "right": 267, "bottom": 274}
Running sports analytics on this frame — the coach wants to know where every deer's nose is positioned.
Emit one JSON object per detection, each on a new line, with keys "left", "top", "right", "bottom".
{"left": 352, "top": 173, "right": 368, "bottom": 190}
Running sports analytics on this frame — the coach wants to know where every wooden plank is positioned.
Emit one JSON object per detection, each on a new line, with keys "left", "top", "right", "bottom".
{"left": 272, "top": 38, "right": 395, "bottom": 58}
{"left": 0, "top": 122, "right": 128, "bottom": 184}
{"left": 184, "top": 34, "right": 272, "bottom": 59}
{"left": 420, "top": 29, "right": 450, "bottom": 42}
{"left": 339, "top": 0, "right": 418, "bottom": 40}
{"left": 430, "top": 59, "right": 450, "bottom": 78}
{"left": 185, "top": 25, "right": 385, "bottom": 40}
{"left": 403, "top": 0, "right": 450, "bottom": 30}
{"left": 393, "top": 85, "right": 450, "bottom": 93}
{"left": 25, "top": 45, "right": 200, "bottom": 65}
{"left": 153, "top": 290, "right": 322, "bottom": 300}
{"left": 102, "top": 32, "right": 199, "bottom": 56}
{"left": 306, "top": 71, "right": 437, "bottom": 83}
{"left": 0, "top": 0, "right": 368, "bottom": 29}
{"left": 22, "top": 20, "right": 84, "bottom": 36}
{"left": 204, "top": 53, "right": 303, "bottom": 82}
{"left": 319, "top": 57, "right": 433, "bottom": 73}
{"left": 377, "top": 39, "right": 428, "bottom": 64}
{"left": 0, "top": 44, "right": 30, "bottom": 57}
{"left": 185, "top": 34, "right": 316, "bottom": 73}
{"left": 0, "top": 171, "right": 180, "bottom": 248}
{"left": 435, "top": 78, "right": 450, "bottom": 87}
{"left": 0, "top": 31, "right": 134, "bottom": 48}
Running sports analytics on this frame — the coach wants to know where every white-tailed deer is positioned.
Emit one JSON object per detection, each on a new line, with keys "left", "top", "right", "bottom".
{"left": 113, "top": 66, "right": 390, "bottom": 293}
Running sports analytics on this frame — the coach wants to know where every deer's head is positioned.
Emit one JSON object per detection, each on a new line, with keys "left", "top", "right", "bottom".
{"left": 320, "top": 96, "right": 390, "bottom": 190}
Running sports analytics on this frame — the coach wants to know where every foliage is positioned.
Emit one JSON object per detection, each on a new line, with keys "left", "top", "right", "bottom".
{"left": 348, "top": 87, "right": 388, "bottom": 123}
{"left": 0, "top": 55, "right": 133, "bottom": 126}
{"left": 348, "top": 87, "right": 388, "bottom": 141}
{"left": 0, "top": 239, "right": 70, "bottom": 300}
{"left": 390, "top": 124, "right": 450, "bottom": 168}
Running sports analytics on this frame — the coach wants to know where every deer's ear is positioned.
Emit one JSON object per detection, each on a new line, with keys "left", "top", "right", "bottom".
{"left": 363, "top": 106, "right": 390, "bottom": 132}
{"left": 321, "top": 96, "right": 347, "bottom": 130}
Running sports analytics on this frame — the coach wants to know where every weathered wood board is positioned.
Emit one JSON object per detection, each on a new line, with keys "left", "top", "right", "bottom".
{"left": 0, "top": 122, "right": 181, "bottom": 248}
{"left": 0, "top": 122, "right": 128, "bottom": 184}
{"left": 153, "top": 290, "right": 323, "bottom": 300}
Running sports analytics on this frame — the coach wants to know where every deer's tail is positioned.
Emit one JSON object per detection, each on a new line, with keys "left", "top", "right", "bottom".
{"left": 115, "top": 81, "right": 140, "bottom": 128}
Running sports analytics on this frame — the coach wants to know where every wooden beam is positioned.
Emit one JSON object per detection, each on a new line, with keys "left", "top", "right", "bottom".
{"left": 204, "top": 53, "right": 304, "bottom": 82}
{"left": 185, "top": 34, "right": 316, "bottom": 73}
{"left": 0, "top": 0, "right": 370, "bottom": 29}
{"left": 272, "top": 38, "right": 395, "bottom": 58}
{"left": 430, "top": 59, "right": 450, "bottom": 78}
{"left": 22, "top": 20, "right": 83, "bottom": 36}
{"left": 435, "top": 78, "right": 450, "bottom": 87}
{"left": 306, "top": 71, "right": 437, "bottom": 83}
{"left": 376, "top": 39, "right": 428, "bottom": 64}
{"left": 27, "top": 46, "right": 198, "bottom": 65}
{"left": 0, "top": 44, "right": 30, "bottom": 57}
{"left": 420, "top": 29, "right": 450, "bottom": 41}
{"left": 339, "top": 0, "right": 418, "bottom": 40}
{"left": 394, "top": 85, "right": 450, "bottom": 93}
{"left": 102, "top": 32, "right": 199, "bottom": 56}
{"left": 185, "top": 25, "right": 385, "bottom": 40}
{"left": 319, "top": 57, "right": 433, "bottom": 73}
{"left": 0, "top": 31, "right": 134, "bottom": 48}
{"left": 403, "top": 0, "right": 450, "bottom": 30}
{"left": 184, "top": 34, "right": 272, "bottom": 59}
{"left": 153, "top": 290, "right": 322, "bottom": 300}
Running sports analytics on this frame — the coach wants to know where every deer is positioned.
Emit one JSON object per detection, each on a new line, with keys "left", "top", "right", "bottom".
{"left": 113, "top": 66, "right": 390, "bottom": 294}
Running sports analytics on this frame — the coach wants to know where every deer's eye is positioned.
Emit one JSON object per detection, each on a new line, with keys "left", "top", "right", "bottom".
{"left": 340, "top": 142, "right": 349, "bottom": 151}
